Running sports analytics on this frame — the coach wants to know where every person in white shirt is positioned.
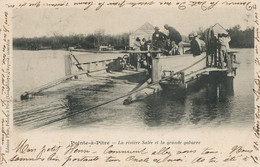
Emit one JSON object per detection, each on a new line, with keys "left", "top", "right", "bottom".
{"left": 133, "top": 37, "right": 141, "bottom": 51}
{"left": 218, "top": 33, "right": 231, "bottom": 70}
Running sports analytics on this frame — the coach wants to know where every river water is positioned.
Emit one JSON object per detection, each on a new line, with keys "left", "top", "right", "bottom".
{"left": 13, "top": 49, "right": 254, "bottom": 131}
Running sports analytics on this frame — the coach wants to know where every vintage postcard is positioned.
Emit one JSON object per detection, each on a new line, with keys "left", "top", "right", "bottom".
{"left": 0, "top": 0, "right": 259, "bottom": 166}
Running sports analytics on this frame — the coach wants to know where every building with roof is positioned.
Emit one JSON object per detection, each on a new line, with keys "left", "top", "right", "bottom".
{"left": 129, "top": 22, "right": 154, "bottom": 47}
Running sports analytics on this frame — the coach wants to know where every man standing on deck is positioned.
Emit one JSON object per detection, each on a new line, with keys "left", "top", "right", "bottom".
{"left": 164, "top": 24, "right": 182, "bottom": 45}
{"left": 190, "top": 32, "right": 202, "bottom": 56}
{"left": 218, "top": 33, "right": 231, "bottom": 71}
{"left": 133, "top": 37, "right": 142, "bottom": 71}
{"left": 133, "top": 37, "right": 141, "bottom": 51}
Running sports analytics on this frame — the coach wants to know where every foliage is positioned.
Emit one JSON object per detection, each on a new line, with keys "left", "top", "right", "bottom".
{"left": 13, "top": 32, "right": 130, "bottom": 50}
{"left": 194, "top": 25, "right": 254, "bottom": 48}
{"left": 227, "top": 25, "right": 254, "bottom": 48}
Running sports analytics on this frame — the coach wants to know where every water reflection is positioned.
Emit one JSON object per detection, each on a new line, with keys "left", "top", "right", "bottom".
{"left": 188, "top": 75, "right": 234, "bottom": 126}
{"left": 206, "top": 72, "right": 234, "bottom": 102}
{"left": 143, "top": 75, "right": 234, "bottom": 127}
{"left": 143, "top": 91, "right": 186, "bottom": 127}
{"left": 63, "top": 90, "right": 104, "bottom": 127}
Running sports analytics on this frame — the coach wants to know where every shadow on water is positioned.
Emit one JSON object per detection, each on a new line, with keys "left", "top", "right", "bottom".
{"left": 142, "top": 74, "right": 234, "bottom": 127}
{"left": 111, "top": 71, "right": 148, "bottom": 83}
{"left": 142, "top": 90, "right": 186, "bottom": 127}
{"left": 61, "top": 82, "right": 115, "bottom": 127}
{"left": 63, "top": 94, "right": 102, "bottom": 126}
{"left": 14, "top": 80, "right": 117, "bottom": 129}
{"left": 189, "top": 73, "right": 234, "bottom": 126}
{"left": 206, "top": 72, "right": 234, "bottom": 102}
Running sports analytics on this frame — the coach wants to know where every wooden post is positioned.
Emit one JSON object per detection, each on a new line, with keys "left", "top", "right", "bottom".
{"left": 64, "top": 54, "right": 72, "bottom": 76}
{"left": 214, "top": 49, "right": 218, "bottom": 67}
{"left": 151, "top": 53, "right": 161, "bottom": 83}
{"left": 180, "top": 71, "right": 185, "bottom": 84}
{"left": 225, "top": 76, "right": 234, "bottom": 95}
{"left": 136, "top": 53, "right": 140, "bottom": 71}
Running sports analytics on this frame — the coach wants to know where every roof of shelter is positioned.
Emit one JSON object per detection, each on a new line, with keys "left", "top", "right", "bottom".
{"left": 133, "top": 22, "right": 154, "bottom": 34}
{"left": 211, "top": 23, "right": 228, "bottom": 36}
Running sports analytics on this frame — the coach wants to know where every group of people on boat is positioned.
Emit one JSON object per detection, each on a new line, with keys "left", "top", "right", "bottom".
{"left": 204, "top": 24, "right": 233, "bottom": 73}
{"left": 153, "top": 24, "right": 184, "bottom": 56}
{"left": 189, "top": 30, "right": 233, "bottom": 74}
{"left": 134, "top": 24, "right": 184, "bottom": 56}
{"left": 132, "top": 23, "right": 233, "bottom": 74}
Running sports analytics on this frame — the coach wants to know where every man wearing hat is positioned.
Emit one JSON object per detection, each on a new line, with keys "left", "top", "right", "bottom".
{"left": 152, "top": 27, "right": 167, "bottom": 49}
{"left": 164, "top": 24, "right": 182, "bottom": 45}
{"left": 189, "top": 33, "right": 194, "bottom": 41}
{"left": 190, "top": 32, "right": 202, "bottom": 56}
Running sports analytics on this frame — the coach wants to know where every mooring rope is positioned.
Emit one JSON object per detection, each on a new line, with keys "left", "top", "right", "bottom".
{"left": 30, "top": 79, "right": 160, "bottom": 129}
{"left": 21, "top": 71, "right": 90, "bottom": 99}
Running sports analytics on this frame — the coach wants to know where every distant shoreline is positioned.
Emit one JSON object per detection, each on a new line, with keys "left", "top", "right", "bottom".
{"left": 13, "top": 48, "right": 129, "bottom": 54}
{"left": 13, "top": 47, "right": 254, "bottom": 51}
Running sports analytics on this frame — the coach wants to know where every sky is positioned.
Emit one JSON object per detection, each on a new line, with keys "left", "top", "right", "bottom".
{"left": 13, "top": 6, "right": 254, "bottom": 38}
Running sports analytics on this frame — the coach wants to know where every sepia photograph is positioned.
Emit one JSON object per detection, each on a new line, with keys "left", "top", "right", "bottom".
{"left": 1, "top": 0, "right": 259, "bottom": 166}
{"left": 12, "top": 6, "right": 254, "bottom": 132}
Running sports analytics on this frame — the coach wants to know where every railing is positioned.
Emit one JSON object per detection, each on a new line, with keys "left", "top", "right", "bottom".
{"left": 206, "top": 47, "right": 236, "bottom": 69}
{"left": 70, "top": 52, "right": 120, "bottom": 73}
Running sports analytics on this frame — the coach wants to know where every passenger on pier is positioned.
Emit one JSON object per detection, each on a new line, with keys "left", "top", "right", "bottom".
{"left": 140, "top": 38, "right": 148, "bottom": 51}
{"left": 177, "top": 42, "right": 184, "bottom": 55}
{"left": 140, "top": 38, "right": 152, "bottom": 76}
{"left": 164, "top": 24, "right": 182, "bottom": 45}
{"left": 207, "top": 32, "right": 218, "bottom": 67}
{"left": 133, "top": 37, "right": 142, "bottom": 71}
{"left": 152, "top": 27, "right": 167, "bottom": 50}
{"left": 190, "top": 32, "right": 202, "bottom": 56}
{"left": 218, "top": 33, "right": 231, "bottom": 71}
{"left": 164, "top": 39, "right": 174, "bottom": 56}
{"left": 139, "top": 38, "right": 149, "bottom": 73}
{"left": 133, "top": 37, "right": 141, "bottom": 51}
{"left": 184, "top": 34, "right": 194, "bottom": 54}
{"left": 164, "top": 24, "right": 184, "bottom": 55}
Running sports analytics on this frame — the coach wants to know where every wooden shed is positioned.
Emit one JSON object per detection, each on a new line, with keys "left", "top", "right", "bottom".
{"left": 129, "top": 22, "right": 154, "bottom": 47}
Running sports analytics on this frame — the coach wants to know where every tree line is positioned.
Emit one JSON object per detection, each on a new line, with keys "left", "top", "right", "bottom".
{"left": 13, "top": 25, "right": 254, "bottom": 50}
{"left": 227, "top": 25, "right": 254, "bottom": 48}
{"left": 13, "top": 32, "right": 130, "bottom": 50}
